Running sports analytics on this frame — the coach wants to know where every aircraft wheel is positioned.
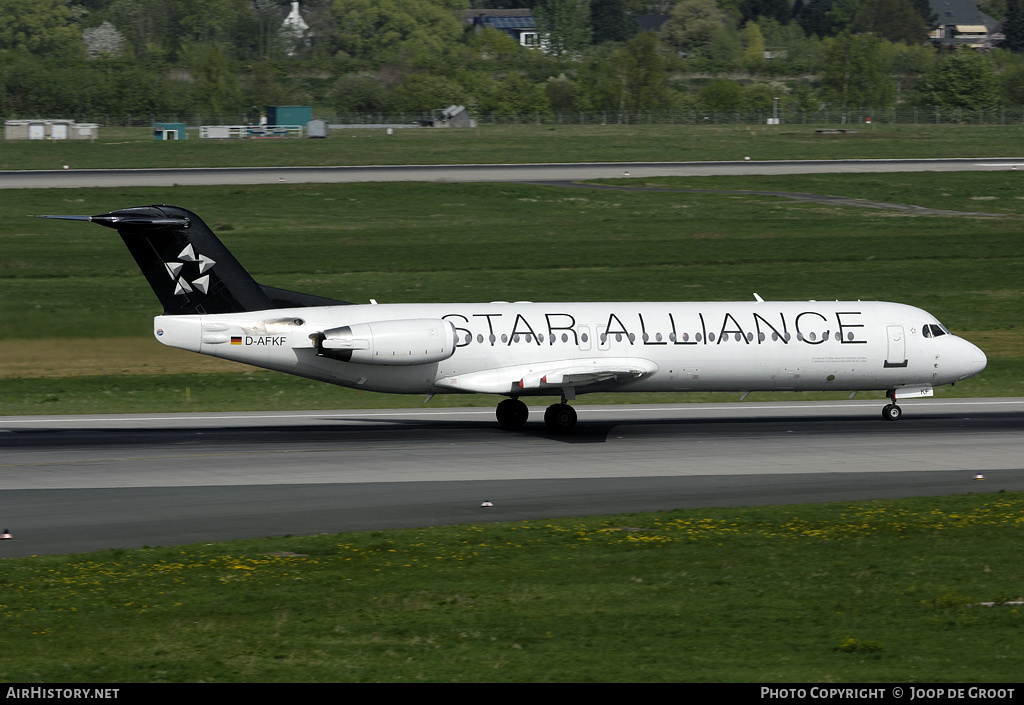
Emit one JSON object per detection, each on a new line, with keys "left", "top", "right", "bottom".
{"left": 496, "top": 398, "right": 529, "bottom": 430}
{"left": 544, "top": 403, "right": 577, "bottom": 433}
{"left": 882, "top": 403, "right": 903, "bottom": 422}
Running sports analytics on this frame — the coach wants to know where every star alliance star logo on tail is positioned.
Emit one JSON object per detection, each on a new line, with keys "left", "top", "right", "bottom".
{"left": 164, "top": 244, "right": 216, "bottom": 296}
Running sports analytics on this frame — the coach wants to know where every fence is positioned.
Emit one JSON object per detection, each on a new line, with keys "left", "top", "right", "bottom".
{"left": 6, "top": 107, "right": 1024, "bottom": 127}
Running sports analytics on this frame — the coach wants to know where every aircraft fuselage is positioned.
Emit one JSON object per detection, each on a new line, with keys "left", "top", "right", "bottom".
{"left": 154, "top": 300, "right": 986, "bottom": 399}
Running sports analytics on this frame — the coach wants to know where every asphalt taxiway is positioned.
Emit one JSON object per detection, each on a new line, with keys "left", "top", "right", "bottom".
{"left": 2, "top": 398, "right": 1022, "bottom": 558}
{"left": 3, "top": 157, "right": 1024, "bottom": 189}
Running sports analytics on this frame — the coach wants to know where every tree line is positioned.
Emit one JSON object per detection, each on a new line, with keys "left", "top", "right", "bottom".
{"left": 2, "top": 0, "right": 1024, "bottom": 121}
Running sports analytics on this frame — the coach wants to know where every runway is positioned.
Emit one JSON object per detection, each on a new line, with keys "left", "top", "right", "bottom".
{"left": 3, "top": 157, "right": 1024, "bottom": 189}
{"left": 2, "top": 398, "right": 1023, "bottom": 558}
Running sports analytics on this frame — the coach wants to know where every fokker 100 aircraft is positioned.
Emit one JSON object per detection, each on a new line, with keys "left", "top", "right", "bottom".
{"left": 44, "top": 205, "right": 987, "bottom": 432}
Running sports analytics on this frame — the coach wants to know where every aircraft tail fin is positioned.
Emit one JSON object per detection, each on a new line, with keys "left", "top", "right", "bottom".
{"left": 41, "top": 205, "right": 347, "bottom": 315}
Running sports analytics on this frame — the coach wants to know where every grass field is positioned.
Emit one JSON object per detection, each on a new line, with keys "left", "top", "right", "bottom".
{"left": 1, "top": 171, "right": 1021, "bottom": 414}
{"left": 1, "top": 123, "right": 1023, "bottom": 171}
{"left": 1, "top": 492, "right": 1022, "bottom": 682}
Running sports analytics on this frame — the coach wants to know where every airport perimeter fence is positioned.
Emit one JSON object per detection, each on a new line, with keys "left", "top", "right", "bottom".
{"left": 11, "top": 106, "right": 1024, "bottom": 128}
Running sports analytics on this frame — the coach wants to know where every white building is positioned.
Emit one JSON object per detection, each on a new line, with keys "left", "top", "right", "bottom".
{"left": 281, "top": 1, "right": 310, "bottom": 56}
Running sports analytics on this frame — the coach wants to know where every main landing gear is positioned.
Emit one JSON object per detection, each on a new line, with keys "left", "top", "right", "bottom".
{"left": 543, "top": 402, "right": 577, "bottom": 433}
{"left": 882, "top": 390, "right": 902, "bottom": 422}
{"left": 495, "top": 397, "right": 529, "bottom": 430}
{"left": 495, "top": 396, "right": 578, "bottom": 433}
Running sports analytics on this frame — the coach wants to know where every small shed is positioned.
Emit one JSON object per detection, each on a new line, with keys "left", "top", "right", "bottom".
{"left": 306, "top": 119, "right": 328, "bottom": 138}
{"left": 4, "top": 121, "right": 31, "bottom": 140}
{"left": 153, "top": 123, "right": 187, "bottom": 140}
{"left": 72, "top": 123, "right": 99, "bottom": 139}
{"left": 49, "top": 120, "right": 73, "bottom": 139}
{"left": 5, "top": 119, "right": 91, "bottom": 140}
{"left": 265, "top": 106, "right": 312, "bottom": 126}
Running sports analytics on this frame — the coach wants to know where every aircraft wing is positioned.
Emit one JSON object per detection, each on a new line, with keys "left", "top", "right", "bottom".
{"left": 435, "top": 357, "right": 659, "bottom": 395}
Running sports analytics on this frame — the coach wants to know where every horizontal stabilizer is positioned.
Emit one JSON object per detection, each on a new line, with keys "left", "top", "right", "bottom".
{"left": 39, "top": 214, "right": 189, "bottom": 229}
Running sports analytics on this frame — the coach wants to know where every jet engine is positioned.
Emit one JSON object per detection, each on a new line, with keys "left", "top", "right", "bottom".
{"left": 312, "top": 318, "right": 457, "bottom": 366}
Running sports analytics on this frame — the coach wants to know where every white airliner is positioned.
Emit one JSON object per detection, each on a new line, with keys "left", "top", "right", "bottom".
{"left": 44, "top": 205, "right": 987, "bottom": 432}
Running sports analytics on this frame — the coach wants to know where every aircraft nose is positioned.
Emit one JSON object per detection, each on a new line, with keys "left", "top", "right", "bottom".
{"left": 960, "top": 340, "right": 987, "bottom": 380}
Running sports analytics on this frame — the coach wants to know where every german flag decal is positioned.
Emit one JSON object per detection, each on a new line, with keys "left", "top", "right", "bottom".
{"left": 231, "top": 336, "right": 242, "bottom": 345}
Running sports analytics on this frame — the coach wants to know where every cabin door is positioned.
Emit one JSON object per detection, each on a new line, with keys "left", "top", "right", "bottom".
{"left": 885, "top": 325, "right": 908, "bottom": 368}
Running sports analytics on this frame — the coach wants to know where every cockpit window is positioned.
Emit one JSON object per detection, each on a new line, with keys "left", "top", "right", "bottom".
{"left": 922, "top": 324, "right": 948, "bottom": 338}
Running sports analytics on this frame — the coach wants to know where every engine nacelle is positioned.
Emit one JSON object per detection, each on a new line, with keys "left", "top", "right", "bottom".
{"left": 313, "top": 318, "right": 457, "bottom": 366}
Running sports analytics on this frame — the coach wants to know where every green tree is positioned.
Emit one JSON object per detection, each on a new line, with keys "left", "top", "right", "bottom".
{"left": 909, "top": 0, "right": 937, "bottom": 28}
{"left": 545, "top": 73, "right": 580, "bottom": 113}
{"left": 743, "top": 82, "right": 776, "bottom": 111}
{"left": 662, "top": 0, "right": 729, "bottom": 56}
{"left": 612, "top": 32, "right": 671, "bottom": 111}
{"left": 486, "top": 72, "right": 552, "bottom": 114}
{"left": 739, "top": 0, "right": 791, "bottom": 25}
{"left": 251, "top": 0, "right": 288, "bottom": 61}
{"left": 100, "top": 0, "right": 254, "bottom": 63}
{"left": 328, "top": 74, "right": 389, "bottom": 114}
{"left": 890, "top": 40, "right": 935, "bottom": 103}
{"left": 706, "top": 24, "right": 743, "bottom": 65}
{"left": 184, "top": 42, "right": 240, "bottom": 117}
{"left": 1001, "top": 59, "right": 1024, "bottom": 102}
{"left": 850, "top": 0, "right": 927, "bottom": 45}
{"left": 244, "top": 62, "right": 291, "bottom": 109}
{"left": 536, "top": 0, "right": 592, "bottom": 57}
{"left": 330, "top": 0, "right": 468, "bottom": 68}
{"left": 920, "top": 48, "right": 1000, "bottom": 107}
{"left": 388, "top": 73, "right": 465, "bottom": 114}
{"left": 820, "top": 31, "right": 895, "bottom": 108}
{"left": 575, "top": 45, "right": 623, "bottom": 111}
{"left": 590, "top": 0, "right": 640, "bottom": 44}
{"left": 797, "top": 0, "right": 831, "bottom": 38}
{"left": 825, "top": 0, "right": 866, "bottom": 35}
{"left": 105, "top": 0, "right": 171, "bottom": 61}
{"left": 1001, "top": 0, "right": 1024, "bottom": 53}
{"left": 790, "top": 82, "right": 821, "bottom": 113}
{"left": 699, "top": 78, "right": 745, "bottom": 111}
{"left": 756, "top": 16, "right": 823, "bottom": 74}
{"left": 0, "top": 0, "right": 82, "bottom": 58}
{"left": 742, "top": 21, "right": 767, "bottom": 73}
{"left": 175, "top": 0, "right": 253, "bottom": 47}
{"left": 464, "top": 26, "right": 524, "bottom": 69}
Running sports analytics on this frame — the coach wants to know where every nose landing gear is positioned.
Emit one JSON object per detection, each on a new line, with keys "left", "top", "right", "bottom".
{"left": 882, "top": 390, "right": 902, "bottom": 421}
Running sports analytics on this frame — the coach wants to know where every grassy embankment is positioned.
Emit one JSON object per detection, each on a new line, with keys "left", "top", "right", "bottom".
{"left": 1, "top": 492, "right": 1023, "bottom": 682}
{"left": 1, "top": 169, "right": 1021, "bottom": 414}
{"left": 1, "top": 123, "right": 1023, "bottom": 170}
